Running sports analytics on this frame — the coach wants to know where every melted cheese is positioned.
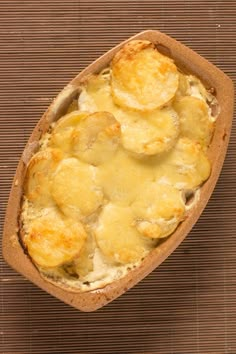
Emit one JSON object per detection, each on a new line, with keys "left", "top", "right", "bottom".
{"left": 79, "top": 71, "right": 120, "bottom": 114}
{"left": 132, "top": 183, "right": 185, "bottom": 239}
{"left": 50, "top": 111, "right": 89, "bottom": 154}
{"left": 21, "top": 40, "right": 219, "bottom": 292}
{"left": 72, "top": 111, "right": 121, "bottom": 165}
{"left": 94, "top": 203, "right": 155, "bottom": 264}
{"left": 118, "top": 107, "right": 179, "bottom": 155}
{"left": 174, "top": 96, "right": 214, "bottom": 148}
{"left": 98, "top": 148, "right": 154, "bottom": 206}
{"left": 23, "top": 207, "right": 87, "bottom": 268}
{"left": 79, "top": 73, "right": 179, "bottom": 156}
{"left": 154, "top": 137, "right": 211, "bottom": 190}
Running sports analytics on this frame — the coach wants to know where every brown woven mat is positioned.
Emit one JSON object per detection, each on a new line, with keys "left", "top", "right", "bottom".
{"left": 1, "top": 1, "right": 235, "bottom": 353}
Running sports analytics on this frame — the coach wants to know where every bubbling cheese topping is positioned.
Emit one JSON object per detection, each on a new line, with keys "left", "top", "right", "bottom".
{"left": 21, "top": 40, "right": 218, "bottom": 292}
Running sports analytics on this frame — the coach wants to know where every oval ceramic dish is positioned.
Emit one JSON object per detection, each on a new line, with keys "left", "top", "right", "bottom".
{"left": 2, "top": 30, "right": 234, "bottom": 311}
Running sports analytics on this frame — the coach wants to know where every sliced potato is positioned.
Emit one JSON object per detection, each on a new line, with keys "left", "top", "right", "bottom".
{"left": 174, "top": 96, "right": 214, "bottom": 147}
{"left": 155, "top": 137, "right": 211, "bottom": 190}
{"left": 118, "top": 107, "right": 179, "bottom": 155}
{"left": 111, "top": 40, "right": 179, "bottom": 111}
{"left": 98, "top": 148, "right": 154, "bottom": 206}
{"left": 94, "top": 204, "right": 153, "bottom": 264}
{"left": 24, "top": 209, "right": 87, "bottom": 268}
{"left": 51, "top": 157, "right": 103, "bottom": 219}
{"left": 50, "top": 110, "right": 89, "bottom": 153}
{"left": 132, "top": 183, "right": 185, "bottom": 239}
{"left": 72, "top": 112, "right": 121, "bottom": 166}
{"left": 25, "top": 148, "right": 63, "bottom": 207}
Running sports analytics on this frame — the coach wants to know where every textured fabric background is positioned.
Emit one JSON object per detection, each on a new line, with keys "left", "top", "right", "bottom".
{"left": 0, "top": 1, "right": 235, "bottom": 353}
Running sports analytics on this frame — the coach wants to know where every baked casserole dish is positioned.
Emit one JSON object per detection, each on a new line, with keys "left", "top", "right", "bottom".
{"left": 3, "top": 30, "right": 234, "bottom": 311}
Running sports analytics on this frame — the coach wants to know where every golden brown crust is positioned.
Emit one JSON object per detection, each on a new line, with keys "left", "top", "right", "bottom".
{"left": 111, "top": 40, "right": 154, "bottom": 66}
{"left": 111, "top": 39, "right": 179, "bottom": 111}
{"left": 23, "top": 209, "right": 87, "bottom": 268}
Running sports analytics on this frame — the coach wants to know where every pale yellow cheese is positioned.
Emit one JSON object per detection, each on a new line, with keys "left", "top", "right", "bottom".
{"left": 118, "top": 107, "right": 179, "bottom": 155}
{"left": 98, "top": 148, "right": 154, "bottom": 206}
{"left": 79, "top": 71, "right": 180, "bottom": 156}
{"left": 50, "top": 111, "right": 89, "bottom": 154}
{"left": 154, "top": 137, "right": 211, "bottom": 190}
{"left": 173, "top": 96, "right": 214, "bottom": 148}
{"left": 79, "top": 71, "right": 120, "bottom": 115}
{"left": 175, "top": 72, "right": 191, "bottom": 98}
{"left": 24, "top": 208, "right": 87, "bottom": 268}
{"left": 94, "top": 203, "right": 155, "bottom": 264}
{"left": 132, "top": 183, "right": 185, "bottom": 239}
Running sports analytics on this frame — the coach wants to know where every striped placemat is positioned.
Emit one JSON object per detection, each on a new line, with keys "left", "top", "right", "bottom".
{"left": 1, "top": 1, "right": 235, "bottom": 353}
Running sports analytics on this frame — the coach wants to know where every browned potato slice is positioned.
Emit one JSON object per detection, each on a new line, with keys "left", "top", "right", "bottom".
{"left": 78, "top": 70, "right": 180, "bottom": 156}
{"left": 174, "top": 96, "right": 214, "bottom": 147}
{"left": 51, "top": 157, "right": 103, "bottom": 219}
{"left": 132, "top": 183, "right": 185, "bottom": 239}
{"left": 24, "top": 209, "right": 87, "bottom": 268}
{"left": 94, "top": 204, "right": 154, "bottom": 264}
{"left": 111, "top": 40, "right": 179, "bottom": 111}
{"left": 25, "top": 148, "right": 63, "bottom": 207}
{"left": 79, "top": 75, "right": 179, "bottom": 156}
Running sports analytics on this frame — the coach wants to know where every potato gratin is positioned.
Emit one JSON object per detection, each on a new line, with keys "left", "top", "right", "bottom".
{"left": 21, "top": 40, "right": 219, "bottom": 291}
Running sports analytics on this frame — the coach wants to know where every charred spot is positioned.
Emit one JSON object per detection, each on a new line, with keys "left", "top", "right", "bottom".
{"left": 83, "top": 281, "right": 90, "bottom": 286}
{"left": 208, "top": 87, "right": 216, "bottom": 95}
{"left": 62, "top": 263, "right": 79, "bottom": 279}
{"left": 222, "top": 131, "right": 227, "bottom": 141}
{"left": 185, "top": 190, "right": 195, "bottom": 206}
